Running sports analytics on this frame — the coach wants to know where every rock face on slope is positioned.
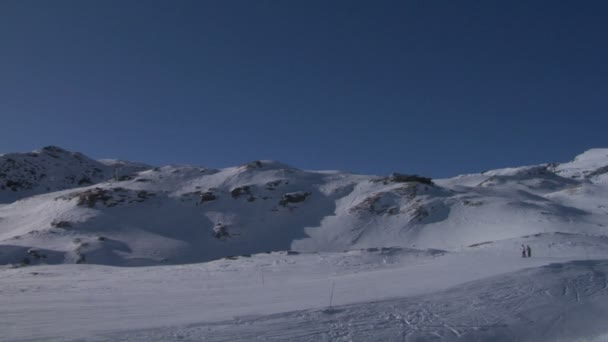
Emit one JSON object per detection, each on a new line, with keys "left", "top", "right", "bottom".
{"left": 0, "top": 146, "right": 607, "bottom": 266}
{"left": 0, "top": 146, "right": 151, "bottom": 203}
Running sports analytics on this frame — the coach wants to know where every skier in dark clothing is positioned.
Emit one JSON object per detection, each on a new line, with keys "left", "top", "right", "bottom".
{"left": 526, "top": 245, "right": 531, "bottom": 258}
{"left": 521, "top": 244, "right": 527, "bottom": 258}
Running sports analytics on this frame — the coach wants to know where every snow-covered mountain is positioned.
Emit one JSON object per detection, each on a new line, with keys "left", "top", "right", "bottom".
{"left": 0, "top": 147, "right": 607, "bottom": 266}
{"left": 3, "top": 146, "right": 608, "bottom": 341}
{"left": 0, "top": 146, "right": 152, "bottom": 203}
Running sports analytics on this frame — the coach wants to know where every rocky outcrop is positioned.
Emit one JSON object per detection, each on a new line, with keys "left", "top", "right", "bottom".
{"left": 0, "top": 146, "right": 151, "bottom": 202}
{"left": 279, "top": 191, "right": 311, "bottom": 206}
{"left": 373, "top": 173, "right": 434, "bottom": 186}
{"left": 56, "top": 187, "right": 156, "bottom": 208}
{"left": 199, "top": 191, "right": 218, "bottom": 204}
{"left": 231, "top": 186, "right": 256, "bottom": 202}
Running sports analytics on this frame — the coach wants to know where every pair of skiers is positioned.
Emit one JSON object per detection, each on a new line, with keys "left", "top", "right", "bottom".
{"left": 521, "top": 244, "right": 531, "bottom": 258}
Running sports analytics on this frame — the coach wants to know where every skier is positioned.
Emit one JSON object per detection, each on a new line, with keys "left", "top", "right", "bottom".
{"left": 521, "top": 244, "right": 527, "bottom": 258}
{"left": 526, "top": 245, "right": 532, "bottom": 258}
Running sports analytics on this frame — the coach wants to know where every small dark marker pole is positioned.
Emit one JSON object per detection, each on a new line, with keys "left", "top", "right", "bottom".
{"left": 328, "top": 281, "right": 336, "bottom": 308}
{"left": 260, "top": 267, "right": 265, "bottom": 286}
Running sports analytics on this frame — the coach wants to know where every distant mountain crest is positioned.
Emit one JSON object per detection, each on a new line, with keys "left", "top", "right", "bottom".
{"left": 0, "top": 146, "right": 151, "bottom": 203}
{"left": 0, "top": 146, "right": 607, "bottom": 267}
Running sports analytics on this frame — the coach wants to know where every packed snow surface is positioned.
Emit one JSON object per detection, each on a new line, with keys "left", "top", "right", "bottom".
{"left": 1, "top": 147, "right": 608, "bottom": 341}
{"left": 3, "top": 242, "right": 608, "bottom": 341}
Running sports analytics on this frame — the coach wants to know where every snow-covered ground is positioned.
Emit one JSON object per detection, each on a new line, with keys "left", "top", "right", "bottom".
{"left": 2, "top": 239, "right": 608, "bottom": 341}
{"left": 2, "top": 146, "right": 608, "bottom": 340}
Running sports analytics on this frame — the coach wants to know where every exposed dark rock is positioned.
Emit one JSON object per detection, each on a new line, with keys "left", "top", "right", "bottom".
{"left": 468, "top": 241, "right": 493, "bottom": 248}
{"left": 116, "top": 175, "right": 134, "bottom": 181}
{"left": 350, "top": 193, "right": 398, "bottom": 215}
{"left": 393, "top": 184, "right": 418, "bottom": 200}
{"left": 231, "top": 186, "right": 252, "bottom": 199}
{"left": 27, "top": 248, "right": 46, "bottom": 259}
{"left": 587, "top": 165, "right": 608, "bottom": 178}
{"left": 213, "top": 223, "right": 231, "bottom": 240}
{"left": 242, "top": 160, "right": 263, "bottom": 169}
{"left": 374, "top": 173, "right": 434, "bottom": 186}
{"left": 71, "top": 188, "right": 112, "bottom": 207}
{"left": 265, "top": 180, "right": 282, "bottom": 190}
{"left": 200, "top": 191, "right": 218, "bottom": 204}
{"left": 5, "top": 179, "right": 33, "bottom": 191}
{"left": 78, "top": 177, "right": 92, "bottom": 185}
{"left": 57, "top": 187, "right": 155, "bottom": 208}
{"left": 51, "top": 220, "right": 72, "bottom": 228}
{"left": 279, "top": 191, "right": 311, "bottom": 206}
{"left": 463, "top": 200, "right": 483, "bottom": 207}
{"left": 350, "top": 194, "right": 382, "bottom": 214}
{"left": 41, "top": 146, "right": 67, "bottom": 154}
{"left": 136, "top": 190, "right": 154, "bottom": 200}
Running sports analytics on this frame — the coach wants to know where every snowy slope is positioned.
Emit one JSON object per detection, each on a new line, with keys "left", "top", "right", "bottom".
{"left": 1, "top": 147, "right": 608, "bottom": 266}
{"left": 2, "top": 146, "right": 608, "bottom": 341}
{"left": 153, "top": 259, "right": 608, "bottom": 342}
{"left": 2, "top": 240, "right": 608, "bottom": 341}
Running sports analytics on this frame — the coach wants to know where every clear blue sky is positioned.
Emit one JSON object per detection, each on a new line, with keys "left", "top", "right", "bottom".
{"left": 1, "top": 1, "right": 606, "bottom": 177}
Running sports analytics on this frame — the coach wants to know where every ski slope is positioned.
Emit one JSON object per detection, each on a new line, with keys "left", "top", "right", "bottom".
{"left": 2, "top": 237, "right": 608, "bottom": 341}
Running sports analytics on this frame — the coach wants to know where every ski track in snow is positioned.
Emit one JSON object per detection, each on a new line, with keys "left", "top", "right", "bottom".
{"left": 77, "top": 260, "right": 608, "bottom": 341}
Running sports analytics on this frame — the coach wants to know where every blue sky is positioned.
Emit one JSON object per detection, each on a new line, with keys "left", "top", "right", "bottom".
{"left": 1, "top": 1, "right": 606, "bottom": 177}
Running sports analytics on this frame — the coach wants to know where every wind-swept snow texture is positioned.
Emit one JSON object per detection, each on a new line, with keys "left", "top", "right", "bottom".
{"left": 1, "top": 147, "right": 608, "bottom": 341}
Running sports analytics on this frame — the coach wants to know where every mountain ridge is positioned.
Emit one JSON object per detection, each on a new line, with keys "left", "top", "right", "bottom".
{"left": 1, "top": 146, "right": 607, "bottom": 266}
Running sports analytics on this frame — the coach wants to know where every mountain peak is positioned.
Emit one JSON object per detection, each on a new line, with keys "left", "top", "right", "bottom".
{"left": 0, "top": 146, "right": 151, "bottom": 202}
{"left": 553, "top": 148, "right": 608, "bottom": 179}
{"left": 573, "top": 148, "right": 608, "bottom": 162}
{"left": 40, "top": 145, "right": 69, "bottom": 154}
{"left": 238, "top": 160, "right": 296, "bottom": 171}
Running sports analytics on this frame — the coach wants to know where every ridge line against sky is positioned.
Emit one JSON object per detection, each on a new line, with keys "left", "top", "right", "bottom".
{"left": 1, "top": 1, "right": 606, "bottom": 177}
{"left": 2, "top": 145, "right": 605, "bottom": 180}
